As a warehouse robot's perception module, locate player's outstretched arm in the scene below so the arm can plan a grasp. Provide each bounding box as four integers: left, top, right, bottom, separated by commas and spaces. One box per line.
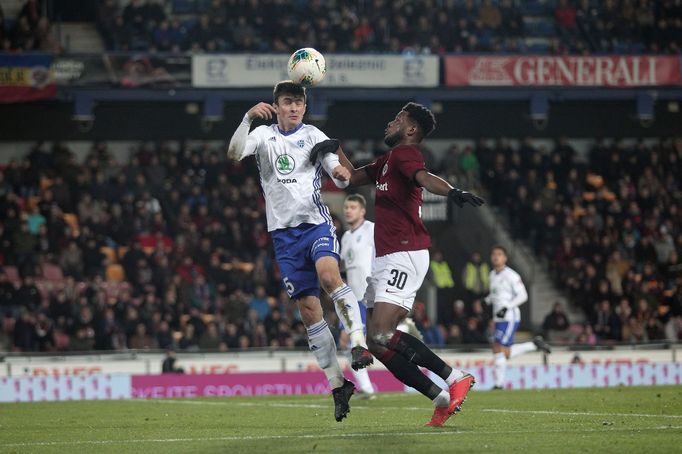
337, 148, 372, 187
227, 102, 276, 161
414, 170, 485, 208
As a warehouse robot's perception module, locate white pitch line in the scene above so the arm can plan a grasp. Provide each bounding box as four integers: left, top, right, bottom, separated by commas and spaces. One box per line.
2, 426, 682, 448
148, 400, 426, 411
147, 401, 682, 420
483, 409, 682, 419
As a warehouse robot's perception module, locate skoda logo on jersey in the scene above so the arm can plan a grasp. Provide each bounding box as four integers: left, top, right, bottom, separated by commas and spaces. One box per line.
382, 163, 388, 175
297, 139, 305, 148
275, 155, 295, 175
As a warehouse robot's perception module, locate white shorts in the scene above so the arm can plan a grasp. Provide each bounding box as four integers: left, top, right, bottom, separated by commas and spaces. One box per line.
363, 250, 429, 312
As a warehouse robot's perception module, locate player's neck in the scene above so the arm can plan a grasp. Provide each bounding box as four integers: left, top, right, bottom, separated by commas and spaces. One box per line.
494, 265, 505, 273
396, 138, 420, 147
350, 219, 365, 231
277, 121, 303, 135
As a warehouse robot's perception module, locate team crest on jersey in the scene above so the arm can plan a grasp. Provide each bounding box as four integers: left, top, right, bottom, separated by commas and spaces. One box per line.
275, 154, 295, 175
382, 163, 388, 175
297, 139, 305, 148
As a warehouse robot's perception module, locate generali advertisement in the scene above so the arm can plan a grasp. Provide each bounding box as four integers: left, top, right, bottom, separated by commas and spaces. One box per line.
445, 55, 681, 87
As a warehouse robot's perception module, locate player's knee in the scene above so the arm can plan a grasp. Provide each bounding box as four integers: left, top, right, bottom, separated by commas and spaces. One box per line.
318, 270, 340, 292
368, 331, 393, 356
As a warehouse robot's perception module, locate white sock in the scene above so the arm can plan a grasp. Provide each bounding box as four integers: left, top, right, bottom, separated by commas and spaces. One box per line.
510, 341, 537, 358
445, 368, 465, 386
307, 320, 344, 389
352, 368, 375, 394
330, 285, 367, 349
433, 390, 450, 407
494, 352, 507, 388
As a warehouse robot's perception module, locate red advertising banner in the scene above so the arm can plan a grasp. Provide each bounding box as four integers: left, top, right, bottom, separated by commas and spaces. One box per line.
131, 370, 407, 399
445, 55, 681, 87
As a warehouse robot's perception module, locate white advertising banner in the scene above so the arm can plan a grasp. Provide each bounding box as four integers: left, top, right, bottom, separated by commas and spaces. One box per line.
2, 349, 676, 377
192, 54, 439, 88
0, 374, 131, 402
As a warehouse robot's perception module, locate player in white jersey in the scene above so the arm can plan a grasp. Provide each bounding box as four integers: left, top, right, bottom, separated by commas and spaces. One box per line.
485, 245, 551, 389
339, 194, 376, 398
227, 81, 372, 421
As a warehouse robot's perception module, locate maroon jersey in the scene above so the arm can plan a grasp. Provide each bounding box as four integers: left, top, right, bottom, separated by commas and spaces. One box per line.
365, 144, 432, 257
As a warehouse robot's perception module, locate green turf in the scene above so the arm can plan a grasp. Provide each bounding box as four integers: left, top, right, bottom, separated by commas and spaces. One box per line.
1, 386, 681, 453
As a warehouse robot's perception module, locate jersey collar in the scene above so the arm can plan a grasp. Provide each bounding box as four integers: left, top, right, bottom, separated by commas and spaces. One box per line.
277, 123, 304, 136
350, 220, 366, 233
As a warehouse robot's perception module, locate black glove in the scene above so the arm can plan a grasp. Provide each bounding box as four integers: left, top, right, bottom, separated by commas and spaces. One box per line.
496, 307, 508, 318
309, 139, 340, 164
448, 188, 485, 208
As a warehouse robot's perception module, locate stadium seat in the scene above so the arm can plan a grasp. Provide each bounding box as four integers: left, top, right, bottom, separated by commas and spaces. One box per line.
3, 266, 20, 283
42, 263, 64, 282
117, 246, 129, 260
100, 246, 117, 264
63, 213, 80, 237
106, 264, 126, 283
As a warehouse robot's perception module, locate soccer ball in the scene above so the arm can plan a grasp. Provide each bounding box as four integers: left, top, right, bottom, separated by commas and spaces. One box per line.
287, 48, 326, 87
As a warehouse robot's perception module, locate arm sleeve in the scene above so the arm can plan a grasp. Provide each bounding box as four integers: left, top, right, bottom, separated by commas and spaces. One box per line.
227, 115, 260, 161
312, 127, 349, 189
508, 273, 528, 308
396, 145, 427, 182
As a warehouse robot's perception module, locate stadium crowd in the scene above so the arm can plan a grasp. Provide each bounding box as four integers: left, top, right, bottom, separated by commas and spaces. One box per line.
95, 0, 682, 55
460, 137, 682, 344
0, 1, 60, 52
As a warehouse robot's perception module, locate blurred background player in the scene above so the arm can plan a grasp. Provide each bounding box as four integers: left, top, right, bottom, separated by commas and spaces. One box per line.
227, 81, 372, 421
486, 245, 552, 390
339, 194, 376, 399
325, 102, 485, 427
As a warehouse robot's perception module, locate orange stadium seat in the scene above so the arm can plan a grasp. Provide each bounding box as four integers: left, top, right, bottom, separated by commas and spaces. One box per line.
63, 213, 80, 237
100, 246, 117, 264
106, 264, 126, 283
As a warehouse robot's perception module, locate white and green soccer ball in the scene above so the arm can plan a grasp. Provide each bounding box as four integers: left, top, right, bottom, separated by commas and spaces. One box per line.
287, 47, 326, 87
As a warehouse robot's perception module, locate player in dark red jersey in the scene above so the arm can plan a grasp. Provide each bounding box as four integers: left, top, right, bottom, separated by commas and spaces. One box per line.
311, 102, 484, 427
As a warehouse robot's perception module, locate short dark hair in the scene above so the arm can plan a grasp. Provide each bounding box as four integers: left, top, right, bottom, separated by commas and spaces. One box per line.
402, 102, 436, 139
273, 80, 306, 104
345, 194, 366, 208
492, 245, 508, 255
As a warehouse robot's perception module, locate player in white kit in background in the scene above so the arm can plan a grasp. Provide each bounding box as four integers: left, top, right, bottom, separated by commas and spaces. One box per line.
485, 246, 551, 389
339, 194, 376, 398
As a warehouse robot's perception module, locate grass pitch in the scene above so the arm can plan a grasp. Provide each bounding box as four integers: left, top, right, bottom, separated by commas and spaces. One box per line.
1, 386, 681, 453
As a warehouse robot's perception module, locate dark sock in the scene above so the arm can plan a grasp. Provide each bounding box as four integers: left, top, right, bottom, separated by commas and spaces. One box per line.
378, 350, 442, 400
388, 331, 453, 381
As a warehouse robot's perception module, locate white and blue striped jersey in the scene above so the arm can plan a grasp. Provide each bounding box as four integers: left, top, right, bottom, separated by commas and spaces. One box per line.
486, 266, 528, 323
237, 121, 347, 232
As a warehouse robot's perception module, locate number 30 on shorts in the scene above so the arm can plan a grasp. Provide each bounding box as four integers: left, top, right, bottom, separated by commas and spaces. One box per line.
283, 277, 295, 296
387, 269, 407, 290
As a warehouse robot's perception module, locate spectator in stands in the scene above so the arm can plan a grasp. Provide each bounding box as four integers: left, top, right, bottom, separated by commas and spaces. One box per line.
162, 349, 184, 373
542, 302, 571, 341
129, 322, 156, 349
462, 252, 489, 302
429, 250, 455, 326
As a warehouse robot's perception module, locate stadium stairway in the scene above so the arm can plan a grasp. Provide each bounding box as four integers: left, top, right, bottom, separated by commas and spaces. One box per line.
58, 22, 104, 53
434, 203, 584, 330
2, 0, 25, 18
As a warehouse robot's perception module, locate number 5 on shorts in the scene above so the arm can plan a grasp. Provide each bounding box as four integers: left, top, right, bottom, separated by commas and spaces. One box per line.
283, 277, 295, 296
387, 269, 407, 290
